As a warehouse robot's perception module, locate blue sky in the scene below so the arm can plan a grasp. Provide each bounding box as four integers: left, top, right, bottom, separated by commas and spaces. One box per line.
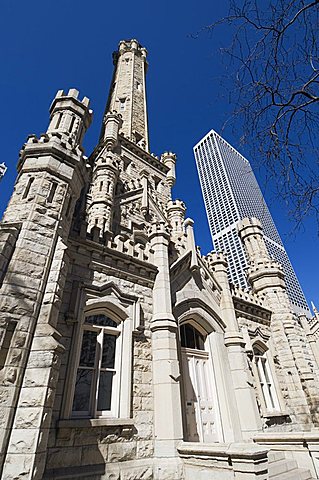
0, 1, 317, 308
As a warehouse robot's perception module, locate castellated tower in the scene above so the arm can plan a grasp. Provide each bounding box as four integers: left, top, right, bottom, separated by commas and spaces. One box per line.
100, 39, 149, 151
1, 40, 319, 480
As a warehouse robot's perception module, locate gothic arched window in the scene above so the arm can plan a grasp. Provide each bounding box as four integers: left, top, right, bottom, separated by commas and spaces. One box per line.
72, 314, 121, 418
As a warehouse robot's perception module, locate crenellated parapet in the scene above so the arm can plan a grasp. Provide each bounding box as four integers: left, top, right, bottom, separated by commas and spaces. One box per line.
231, 285, 266, 308
47, 88, 92, 148
148, 220, 171, 241
238, 217, 286, 293
107, 233, 154, 264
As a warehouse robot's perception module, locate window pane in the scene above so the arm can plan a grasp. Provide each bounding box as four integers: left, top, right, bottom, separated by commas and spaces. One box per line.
262, 358, 271, 383
185, 324, 196, 349
85, 315, 117, 328
72, 369, 93, 412
97, 371, 114, 411
101, 333, 116, 369
194, 330, 205, 350
79, 331, 97, 367
180, 324, 205, 350
180, 324, 187, 347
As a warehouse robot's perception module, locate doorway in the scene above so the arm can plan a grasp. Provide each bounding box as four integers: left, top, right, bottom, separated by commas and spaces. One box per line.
180, 322, 222, 443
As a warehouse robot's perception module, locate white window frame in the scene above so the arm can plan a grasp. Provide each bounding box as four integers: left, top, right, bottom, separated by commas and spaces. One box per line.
63, 304, 133, 420
71, 315, 123, 419
252, 342, 281, 414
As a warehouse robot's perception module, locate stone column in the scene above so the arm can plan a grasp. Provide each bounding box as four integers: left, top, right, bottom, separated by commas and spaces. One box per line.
207, 252, 262, 439
149, 222, 183, 458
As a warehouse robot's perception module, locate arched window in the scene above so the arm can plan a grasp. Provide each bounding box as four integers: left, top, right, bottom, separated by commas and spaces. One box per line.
180, 323, 205, 350
72, 314, 121, 418
253, 343, 280, 412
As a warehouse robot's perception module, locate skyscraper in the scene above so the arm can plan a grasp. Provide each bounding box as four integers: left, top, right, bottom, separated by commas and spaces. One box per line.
194, 129, 310, 317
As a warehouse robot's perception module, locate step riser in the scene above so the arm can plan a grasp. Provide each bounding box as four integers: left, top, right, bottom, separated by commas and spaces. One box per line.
268, 451, 314, 480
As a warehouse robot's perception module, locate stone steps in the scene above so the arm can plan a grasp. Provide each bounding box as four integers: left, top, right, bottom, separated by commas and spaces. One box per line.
268, 450, 314, 480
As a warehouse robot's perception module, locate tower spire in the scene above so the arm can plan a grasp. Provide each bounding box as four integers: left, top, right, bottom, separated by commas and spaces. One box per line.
100, 39, 149, 152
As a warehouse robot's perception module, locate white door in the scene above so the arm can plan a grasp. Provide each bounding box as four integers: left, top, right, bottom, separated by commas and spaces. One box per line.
182, 348, 222, 442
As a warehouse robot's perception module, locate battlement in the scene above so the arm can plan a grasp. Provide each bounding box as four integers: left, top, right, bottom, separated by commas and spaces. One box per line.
21, 131, 86, 159
49, 89, 92, 133
238, 217, 262, 230
118, 39, 147, 59
108, 234, 154, 263
248, 258, 284, 273
231, 285, 266, 307
148, 221, 171, 240
161, 152, 177, 163
87, 227, 155, 265
53, 88, 90, 107
167, 199, 185, 209
205, 251, 228, 268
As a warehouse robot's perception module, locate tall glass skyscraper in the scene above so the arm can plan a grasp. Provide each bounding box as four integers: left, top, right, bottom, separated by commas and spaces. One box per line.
194, 129, 310, 317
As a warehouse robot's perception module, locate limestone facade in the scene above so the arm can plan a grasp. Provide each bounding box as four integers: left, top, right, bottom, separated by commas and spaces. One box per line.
0, 39, 319, 480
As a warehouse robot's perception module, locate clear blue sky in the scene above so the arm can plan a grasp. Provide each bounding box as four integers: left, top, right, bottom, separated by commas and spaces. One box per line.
0, 1, 317, 309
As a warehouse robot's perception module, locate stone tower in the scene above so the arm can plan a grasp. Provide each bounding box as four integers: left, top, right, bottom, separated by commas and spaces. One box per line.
1, 41, 319, 480
100, 39, 149, 151
0, 89, 92, 478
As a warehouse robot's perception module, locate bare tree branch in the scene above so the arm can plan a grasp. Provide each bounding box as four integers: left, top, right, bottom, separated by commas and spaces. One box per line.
206, 0, 319, 228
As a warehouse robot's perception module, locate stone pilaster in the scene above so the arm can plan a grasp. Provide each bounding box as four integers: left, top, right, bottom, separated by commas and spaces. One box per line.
149, 222, 183, 460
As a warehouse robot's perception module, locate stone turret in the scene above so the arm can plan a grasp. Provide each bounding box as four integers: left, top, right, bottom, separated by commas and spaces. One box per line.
238, 217, 319, 427
0, 89, 92, 478
101, 39, 149, 151
47, 88, 92, 148
87, 151, 119, 237
161, 152, 176, 189
238, 217, 286, 295
167, 199, 186, 237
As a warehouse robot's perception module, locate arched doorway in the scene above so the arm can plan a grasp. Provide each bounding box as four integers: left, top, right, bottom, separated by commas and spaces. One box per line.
180, 322, 222, 443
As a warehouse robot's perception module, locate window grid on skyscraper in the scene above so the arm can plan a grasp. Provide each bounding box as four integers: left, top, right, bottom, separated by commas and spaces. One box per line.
194, 129, 310, 317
